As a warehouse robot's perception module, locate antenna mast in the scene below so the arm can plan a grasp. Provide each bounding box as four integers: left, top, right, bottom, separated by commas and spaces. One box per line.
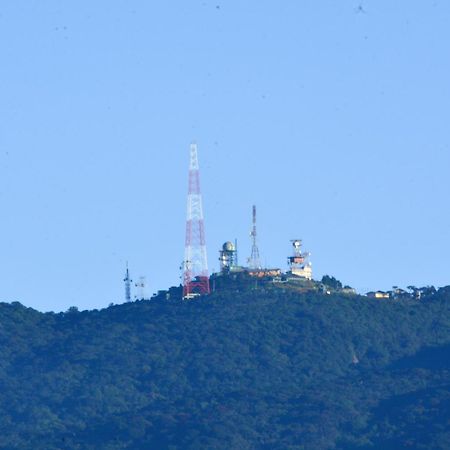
183, 143, 210, 299
124, 262, 132, 302
249, 205, 261, 269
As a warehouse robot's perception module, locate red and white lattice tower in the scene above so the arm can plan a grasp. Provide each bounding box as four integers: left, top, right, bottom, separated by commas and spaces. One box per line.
183, 143, 210, 299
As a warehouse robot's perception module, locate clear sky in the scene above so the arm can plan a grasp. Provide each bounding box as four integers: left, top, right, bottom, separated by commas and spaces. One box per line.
0, 1, 449, 312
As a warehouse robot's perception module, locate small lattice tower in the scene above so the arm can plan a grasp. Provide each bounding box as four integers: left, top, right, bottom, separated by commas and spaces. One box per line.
183, 143, 210, 298
249, 205, 262, 269
124, 262, 132, 302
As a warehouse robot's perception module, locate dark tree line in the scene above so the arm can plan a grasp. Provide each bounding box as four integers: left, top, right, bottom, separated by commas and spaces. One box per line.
0, 284, 449, 449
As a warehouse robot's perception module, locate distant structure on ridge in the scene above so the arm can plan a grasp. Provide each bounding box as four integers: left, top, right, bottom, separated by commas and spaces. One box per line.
214, 206, 281, 281
183, 143, 210, 299
124, 263, 132, 302
248, 205, 262, 269
219, 241, 238, 272
287, 240, 312, 280
135, 276, 148, 301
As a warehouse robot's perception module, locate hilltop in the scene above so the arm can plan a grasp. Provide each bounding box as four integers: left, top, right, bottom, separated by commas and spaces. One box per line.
0, 286, 450, 449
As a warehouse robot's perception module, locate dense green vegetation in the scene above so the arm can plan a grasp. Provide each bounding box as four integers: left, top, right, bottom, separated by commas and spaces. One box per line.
0, 284, 449, 449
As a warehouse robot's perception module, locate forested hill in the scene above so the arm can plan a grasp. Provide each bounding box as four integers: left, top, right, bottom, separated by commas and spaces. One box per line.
1, 286, 450, 449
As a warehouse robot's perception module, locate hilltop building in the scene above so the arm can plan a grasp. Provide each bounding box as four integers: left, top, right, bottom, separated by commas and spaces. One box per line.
366, 291, 390, 299
287, 240, 313, 280
247, 268, 282, 278
217, 239, 281, 278
219, 241, 239, 273
215, 210, 311, 285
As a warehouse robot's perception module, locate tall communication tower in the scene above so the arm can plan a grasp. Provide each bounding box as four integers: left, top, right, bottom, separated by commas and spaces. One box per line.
183, 143, 210, 299
248, 205, 262, 269
124, 262, 132, 302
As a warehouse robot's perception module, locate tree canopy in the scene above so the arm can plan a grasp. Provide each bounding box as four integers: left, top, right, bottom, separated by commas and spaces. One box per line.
0, 285, 449, 449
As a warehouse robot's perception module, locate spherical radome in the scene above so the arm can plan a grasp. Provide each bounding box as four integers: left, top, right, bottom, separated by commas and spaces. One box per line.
223, 241, 235, 252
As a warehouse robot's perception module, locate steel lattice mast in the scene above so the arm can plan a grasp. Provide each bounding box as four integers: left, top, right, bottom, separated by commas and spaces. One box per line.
183, 143, 210, 298
249, 205, 262, 269
124, 262, 132, 302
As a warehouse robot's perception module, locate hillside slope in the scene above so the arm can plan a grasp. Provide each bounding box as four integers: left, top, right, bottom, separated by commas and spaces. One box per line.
0, 286, 449, 449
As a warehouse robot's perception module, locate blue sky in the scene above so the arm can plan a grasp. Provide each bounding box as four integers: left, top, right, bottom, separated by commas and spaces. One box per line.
0, 1, 449, 311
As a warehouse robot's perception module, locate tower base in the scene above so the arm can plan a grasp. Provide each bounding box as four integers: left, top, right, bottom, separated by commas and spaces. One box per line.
183, 276, 210, 299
